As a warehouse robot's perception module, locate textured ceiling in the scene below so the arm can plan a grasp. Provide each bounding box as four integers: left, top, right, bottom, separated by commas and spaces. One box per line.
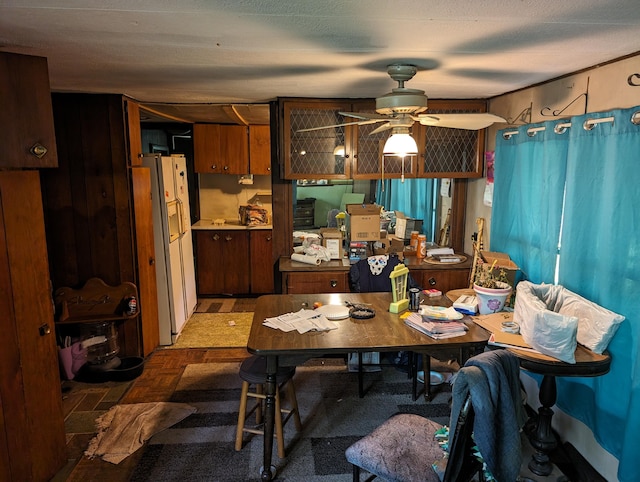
1, 1, 639, 124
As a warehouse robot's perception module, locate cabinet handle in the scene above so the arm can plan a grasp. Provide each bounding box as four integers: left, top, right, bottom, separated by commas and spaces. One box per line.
224, 235, 232, 241
212, 234, 220, 241
39, 323, 51, 336
30, 143, 48, 159
223, 166, 229, 171
266, 236, 272, 241
267, 167, 271, 171
330, 280, 337, 288
428, 277, 437, 286
149, 257, 155, 265
211, 164, 217, 170
345, 154, 350, 159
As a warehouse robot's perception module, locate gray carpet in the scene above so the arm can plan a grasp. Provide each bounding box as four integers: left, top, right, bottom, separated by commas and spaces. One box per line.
129, 359, 453, 481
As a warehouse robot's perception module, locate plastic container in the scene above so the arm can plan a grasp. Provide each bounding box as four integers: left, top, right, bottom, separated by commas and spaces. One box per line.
417, 234, 427, 259
79, 321, 119, 365
409, 231, 419, 252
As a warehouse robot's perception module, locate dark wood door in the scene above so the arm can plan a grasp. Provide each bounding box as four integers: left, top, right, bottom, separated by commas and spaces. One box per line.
0, 171, 66, 481
250, 230, 274, 294
0, 52, 58, 169
131, 167, 160, 356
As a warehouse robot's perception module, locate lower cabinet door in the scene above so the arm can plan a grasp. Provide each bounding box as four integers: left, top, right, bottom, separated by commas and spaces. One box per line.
250, 230, 274, 294
196, 231, 250, 295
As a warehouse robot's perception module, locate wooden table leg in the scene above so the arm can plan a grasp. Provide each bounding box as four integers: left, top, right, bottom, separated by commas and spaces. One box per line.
261, 355, 277, 481
527, 374, 557, 476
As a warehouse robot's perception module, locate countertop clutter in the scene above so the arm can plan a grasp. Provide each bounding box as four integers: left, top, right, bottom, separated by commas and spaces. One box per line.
192, 218, 272, 230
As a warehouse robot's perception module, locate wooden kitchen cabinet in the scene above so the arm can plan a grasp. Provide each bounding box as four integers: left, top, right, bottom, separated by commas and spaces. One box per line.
0, 51, 58, 169
196, 230, 251, 294
249, 125, 272, 175
0, 171, 66, 481
250, 230, 275, 293
193, 123, 249, 174
279, 98, 489, 180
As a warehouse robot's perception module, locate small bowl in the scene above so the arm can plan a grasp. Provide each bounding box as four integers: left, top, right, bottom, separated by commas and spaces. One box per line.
416, 371, 445, 386
108, 356, 144, 381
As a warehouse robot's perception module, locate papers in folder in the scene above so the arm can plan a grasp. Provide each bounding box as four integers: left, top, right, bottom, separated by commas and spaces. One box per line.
263, 309, 339, 334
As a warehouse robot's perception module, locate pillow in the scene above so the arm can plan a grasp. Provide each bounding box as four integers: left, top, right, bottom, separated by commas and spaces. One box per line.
553, 289, 624, 354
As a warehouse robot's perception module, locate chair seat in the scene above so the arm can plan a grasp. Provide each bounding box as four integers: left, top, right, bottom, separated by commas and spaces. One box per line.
239, 355, 295, 384
345, 413, 445, 482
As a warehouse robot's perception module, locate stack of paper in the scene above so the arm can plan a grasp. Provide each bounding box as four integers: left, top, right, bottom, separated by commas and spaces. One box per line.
263, 309, 339, 334
404, 313, 468, 339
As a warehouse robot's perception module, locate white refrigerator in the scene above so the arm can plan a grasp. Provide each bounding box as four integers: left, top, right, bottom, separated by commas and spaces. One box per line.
142, 154, 197, 345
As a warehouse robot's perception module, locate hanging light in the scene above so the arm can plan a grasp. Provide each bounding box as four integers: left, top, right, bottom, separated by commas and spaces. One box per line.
383, 127, 418, 156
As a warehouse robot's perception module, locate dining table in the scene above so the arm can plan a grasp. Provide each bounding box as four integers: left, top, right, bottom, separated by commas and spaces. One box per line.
246, 291, 491, 481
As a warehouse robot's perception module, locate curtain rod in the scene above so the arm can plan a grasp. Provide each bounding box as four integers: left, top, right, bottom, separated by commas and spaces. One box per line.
502, 111, 640, 140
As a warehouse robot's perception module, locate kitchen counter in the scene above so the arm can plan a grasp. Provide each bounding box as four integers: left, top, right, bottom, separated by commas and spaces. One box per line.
192, 219, 272, 230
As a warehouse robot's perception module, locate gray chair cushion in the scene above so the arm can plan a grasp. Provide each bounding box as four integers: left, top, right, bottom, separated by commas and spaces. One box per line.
345, 413, 444, 482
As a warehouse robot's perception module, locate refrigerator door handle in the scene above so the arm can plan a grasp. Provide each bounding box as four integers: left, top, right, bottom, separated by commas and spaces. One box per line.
176, 197, 187, 237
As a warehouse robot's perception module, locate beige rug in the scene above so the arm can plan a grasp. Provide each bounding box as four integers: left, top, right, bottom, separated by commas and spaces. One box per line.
169, 312, 253, 348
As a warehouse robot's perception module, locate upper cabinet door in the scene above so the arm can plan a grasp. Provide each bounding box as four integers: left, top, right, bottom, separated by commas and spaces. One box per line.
415, 100, 488, 179
194, 124, 222, 173
249, 125, 271, 175
0, 52, 58, 168
193, 124, 249, 174
283, 100, 353, 179
220, 125, 249, 174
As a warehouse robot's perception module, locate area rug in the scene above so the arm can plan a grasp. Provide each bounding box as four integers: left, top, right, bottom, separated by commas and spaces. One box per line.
128, 360, 453, 481
169, 312, 253, 349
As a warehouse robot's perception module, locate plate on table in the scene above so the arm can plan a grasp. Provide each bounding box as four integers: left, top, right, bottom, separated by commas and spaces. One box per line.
314, 304, 350, 320
416, 371, 446, 386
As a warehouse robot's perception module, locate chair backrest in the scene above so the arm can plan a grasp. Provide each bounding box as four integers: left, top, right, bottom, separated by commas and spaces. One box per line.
443, 395, 483, 482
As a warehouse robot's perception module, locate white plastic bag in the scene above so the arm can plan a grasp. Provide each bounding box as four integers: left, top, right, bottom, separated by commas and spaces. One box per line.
515, 281, 624, 363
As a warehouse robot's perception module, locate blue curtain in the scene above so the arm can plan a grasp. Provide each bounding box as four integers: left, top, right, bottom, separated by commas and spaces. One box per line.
492, 122, 568, 283
375, 178, 435, 238
555, 107, 640, 482
492, 106, 640, 481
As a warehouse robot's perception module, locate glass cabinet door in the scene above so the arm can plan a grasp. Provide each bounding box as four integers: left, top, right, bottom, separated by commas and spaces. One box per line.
284, 101, 352, 179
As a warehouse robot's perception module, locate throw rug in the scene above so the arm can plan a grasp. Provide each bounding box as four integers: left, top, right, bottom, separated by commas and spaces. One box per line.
169, 312, 253, 349
129, 360, 453, 481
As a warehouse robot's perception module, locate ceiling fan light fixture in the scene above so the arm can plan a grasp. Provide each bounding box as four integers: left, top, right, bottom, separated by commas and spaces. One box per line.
383, 128, 418, 157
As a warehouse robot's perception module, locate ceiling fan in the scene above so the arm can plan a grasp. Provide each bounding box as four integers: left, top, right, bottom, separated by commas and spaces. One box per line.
296, 64, 506, 137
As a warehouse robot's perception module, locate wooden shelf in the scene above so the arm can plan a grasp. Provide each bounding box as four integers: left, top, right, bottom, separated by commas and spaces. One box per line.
54, 277, 138, 325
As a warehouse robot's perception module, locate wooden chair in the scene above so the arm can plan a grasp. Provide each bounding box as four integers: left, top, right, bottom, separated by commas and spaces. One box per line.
346, 350, 525, 482
234, 355, 302, 458
345, 395, 482, 482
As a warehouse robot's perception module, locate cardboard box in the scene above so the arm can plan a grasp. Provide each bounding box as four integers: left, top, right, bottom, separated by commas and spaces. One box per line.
394, 211, 423, 240
320, 228, 343, 260
346, 204, 382, 241
480, 251, 521, 286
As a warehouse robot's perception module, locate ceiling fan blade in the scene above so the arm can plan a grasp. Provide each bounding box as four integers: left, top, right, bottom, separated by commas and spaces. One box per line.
415, 113, 506, 130
339, 111, 389, 121
369, 122, 395, 135
295, 120, 375, 133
